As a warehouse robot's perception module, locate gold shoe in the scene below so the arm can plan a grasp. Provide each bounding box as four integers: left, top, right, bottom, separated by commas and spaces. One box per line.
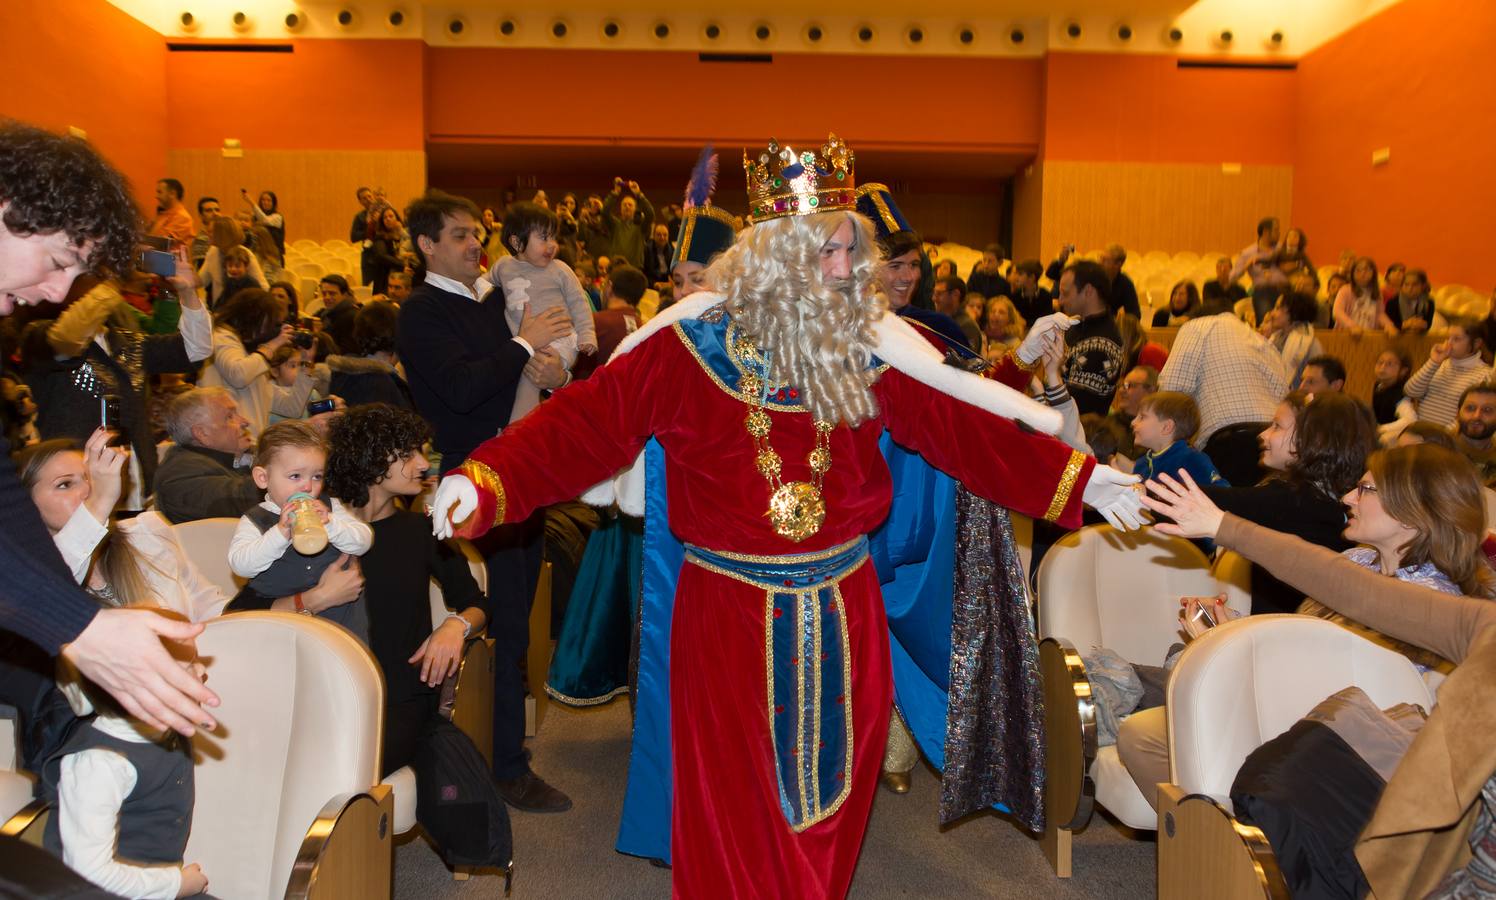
880, 770, 912, 794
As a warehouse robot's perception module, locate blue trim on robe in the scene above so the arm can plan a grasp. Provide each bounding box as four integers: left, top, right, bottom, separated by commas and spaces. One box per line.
616, 438, 681, 862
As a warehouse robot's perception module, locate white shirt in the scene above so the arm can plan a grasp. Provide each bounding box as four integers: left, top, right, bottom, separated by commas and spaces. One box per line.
423, 270, 535, 356
199, 327, 316, 439
229, 496, 373, 578
53, 716, 184, 900
52, 507, 230, 622
1159, 313, 1288, 443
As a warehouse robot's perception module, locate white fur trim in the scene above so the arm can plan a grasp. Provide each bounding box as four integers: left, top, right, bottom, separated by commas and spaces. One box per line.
871, 313, 1063, 436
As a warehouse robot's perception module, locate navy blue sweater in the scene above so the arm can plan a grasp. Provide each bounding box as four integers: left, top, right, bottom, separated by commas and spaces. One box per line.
396, 279, 530, 467
0, 437, 98, 652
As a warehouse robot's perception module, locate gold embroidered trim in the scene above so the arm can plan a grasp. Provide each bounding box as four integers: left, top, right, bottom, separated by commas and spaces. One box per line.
858, 183, 900, 234
795, 582, 854, 830
671, 322, 811, 412
795, 590, 810, 819
459, 459, 507, 527
692, 536, 867, 565
684, 550, 868, 590
1000, 346, 1043, 376
543, 683, 630, 707
1043, 450, 1086, 523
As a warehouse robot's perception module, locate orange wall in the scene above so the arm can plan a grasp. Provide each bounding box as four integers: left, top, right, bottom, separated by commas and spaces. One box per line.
1043, 52, 1297, 165
424, 48, 1043, 155
1293, 0, 1496, 290
0, 0, 167, 214
164, 39, 426, 150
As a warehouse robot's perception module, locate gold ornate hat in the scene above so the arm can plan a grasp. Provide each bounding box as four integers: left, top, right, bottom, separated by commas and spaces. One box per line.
743, 133, 856, 222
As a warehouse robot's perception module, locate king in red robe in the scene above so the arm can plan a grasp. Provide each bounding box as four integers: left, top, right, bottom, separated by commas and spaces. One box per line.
432, 135, 1140, 898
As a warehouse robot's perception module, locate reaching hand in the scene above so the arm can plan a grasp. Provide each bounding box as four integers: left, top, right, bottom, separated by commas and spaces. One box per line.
260, 324, 294, 355
430, 474, 478, 540
1428, 339, 1451, 364
1141, 470, 1225, 539
62, 610, 219, 737
1016, 313, 1078, 366
1080, 464, 1146, 530
83, 427, 128, 524
409, 617, 467, 686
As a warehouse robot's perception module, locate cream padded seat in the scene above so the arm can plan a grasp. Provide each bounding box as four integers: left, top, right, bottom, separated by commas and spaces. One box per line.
1037, 524, 1231, 831
186, 612, 385, 899
1167, 614, 1433, 808
172, 517, 245, 599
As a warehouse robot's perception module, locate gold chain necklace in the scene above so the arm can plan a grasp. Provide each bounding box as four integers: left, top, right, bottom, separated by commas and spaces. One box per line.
734, 334, 834, 543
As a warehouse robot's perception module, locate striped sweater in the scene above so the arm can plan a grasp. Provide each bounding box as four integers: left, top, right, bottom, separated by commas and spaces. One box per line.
1405, 352, 1492, 428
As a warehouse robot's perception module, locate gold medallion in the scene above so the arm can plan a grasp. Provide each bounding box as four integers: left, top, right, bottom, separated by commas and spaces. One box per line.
767, 481, 826, 542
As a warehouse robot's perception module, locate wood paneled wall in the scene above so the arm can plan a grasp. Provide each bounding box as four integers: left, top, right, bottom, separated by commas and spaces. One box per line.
1031, 160, 1293, 263
1011, 162, 1044, 262
165, 150, 427, 243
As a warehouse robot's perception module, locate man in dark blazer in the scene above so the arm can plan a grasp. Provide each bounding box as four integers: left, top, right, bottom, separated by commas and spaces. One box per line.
397, 189, 575, 813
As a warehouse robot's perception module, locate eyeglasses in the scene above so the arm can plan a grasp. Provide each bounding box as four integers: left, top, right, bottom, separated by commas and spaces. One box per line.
1354, 482, 1378, 500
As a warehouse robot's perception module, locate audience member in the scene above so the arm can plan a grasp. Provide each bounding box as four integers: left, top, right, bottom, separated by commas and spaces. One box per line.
1202, 256, 1247, 312
153, 388, 259, 523
1055, 260, 1124, 416
966, 244, 1011, 301
351, 186, 376, 285
1397, 420, 1458, 450
147, 178, 194, 250
198, 217, 267, 307
932, 259, 958, 281
1008, 259, 1054, 325
1108, 365, 1158, 462
1275, 227, 1314, 283
266, 344, 320, 425
932, 275, 982, 352
1129, 391, 1227, 487
554, 193, 580, 256
217, 246, 259, 304
1232, 216, 1288, 323
370, 206, 407, 295
641, 223, 673, 292
396, 190, 574, 813
1405, 318, 1491, 428
1372, 348, 1413, 427
490, 202, 595, 422
577, 195, 611, 261
250, 226, 290, 288
269, 280, 300, 321
225, 420, 373, 657
200, 288, 317, 438
385, 270, 412, 304
981, 296, 1025, 364
1098, 244, 1141, 318
241, 188, 284, 257
1152, 281, 1201, 327
1387, 267, 1437, 333
1081, 413, 1129, 467
1259, 291, 1323, 390
189, 197, 219, 269
1453, 382, 1496, 486
1334, 257, 1397, 334
317, 274, 359, 353
1299, 354, 1347, 394
575, 265, 644, 380
1158, 290, 1289, 485
1382, 262, 1406, 304
602, 179, 654, 268
327, 301, 412, 409
28, 271, 211, 507
0, 121, 218, 742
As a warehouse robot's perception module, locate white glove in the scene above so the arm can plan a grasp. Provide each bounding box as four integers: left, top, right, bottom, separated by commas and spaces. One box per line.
430, 474, 478, 540
1081, 464, 1147, 531
1016, 313, 1079, 366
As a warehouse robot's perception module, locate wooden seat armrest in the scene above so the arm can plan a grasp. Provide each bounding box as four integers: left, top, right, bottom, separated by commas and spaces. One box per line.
285, 784, 393, 900
1039, 636, 1098, 877
1156, 782, 1289, 900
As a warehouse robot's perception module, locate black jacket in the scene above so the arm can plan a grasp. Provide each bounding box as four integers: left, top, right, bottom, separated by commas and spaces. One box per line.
397, 279, 529, 466
153, 443, 261, 524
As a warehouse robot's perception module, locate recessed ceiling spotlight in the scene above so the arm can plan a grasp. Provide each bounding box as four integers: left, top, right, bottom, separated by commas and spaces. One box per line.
231, 11, 252, 32
178, 10, 200, 32
446, 16, 466, 38
601, 20, 621, 39
550, 19, 568, 39
653, 21, 670, 39
1115, 23, 1132, 42
1008, 27, 1025, 45
1064, 21, 1082, 40
804, 23, 824, 44
335, 9, 356, 29
386, 9, 406, 29
283, 10, 305, 31
754, 23, 773, 41
957, 26, 976, 46
702, 22, 721, 40
497, 18, 517, 37
856, 24, 875, 44
1165, 25, 1183, 44
906, 25, 925, 45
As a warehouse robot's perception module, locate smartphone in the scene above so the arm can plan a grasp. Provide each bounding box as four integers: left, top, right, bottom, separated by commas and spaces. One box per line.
100, 394, 121, 431
307, 398, 336, 416
1190, 602, 1217, 630
140, 249, 177, 277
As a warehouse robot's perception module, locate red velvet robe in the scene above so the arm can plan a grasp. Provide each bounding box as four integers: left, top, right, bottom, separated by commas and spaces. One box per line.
453, 321, 1092, 898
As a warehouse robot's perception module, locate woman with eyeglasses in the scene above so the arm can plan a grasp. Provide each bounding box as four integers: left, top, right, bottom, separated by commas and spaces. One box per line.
1135, 450, 1496, 900
1118, 443, 1495, 814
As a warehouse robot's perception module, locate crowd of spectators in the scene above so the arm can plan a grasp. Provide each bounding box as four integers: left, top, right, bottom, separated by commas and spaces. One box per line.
3, 118, 1496, 898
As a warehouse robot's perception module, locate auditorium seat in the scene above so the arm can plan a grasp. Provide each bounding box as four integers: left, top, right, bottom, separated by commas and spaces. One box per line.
324, 239, 352, 253
1156, 615, 1432, 899
1035, 524, 1231, 876
172, 517, 245, 598
292, 239, 320, 253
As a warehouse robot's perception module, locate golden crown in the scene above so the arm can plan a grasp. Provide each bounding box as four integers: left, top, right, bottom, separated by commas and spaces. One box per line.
743, 133, 857, 222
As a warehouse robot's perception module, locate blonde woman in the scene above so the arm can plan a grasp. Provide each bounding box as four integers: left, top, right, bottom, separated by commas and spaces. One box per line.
982, 295, 1026, 365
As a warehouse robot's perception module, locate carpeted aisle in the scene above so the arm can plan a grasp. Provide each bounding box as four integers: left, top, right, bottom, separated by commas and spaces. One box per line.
394, 701, 1154, 898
